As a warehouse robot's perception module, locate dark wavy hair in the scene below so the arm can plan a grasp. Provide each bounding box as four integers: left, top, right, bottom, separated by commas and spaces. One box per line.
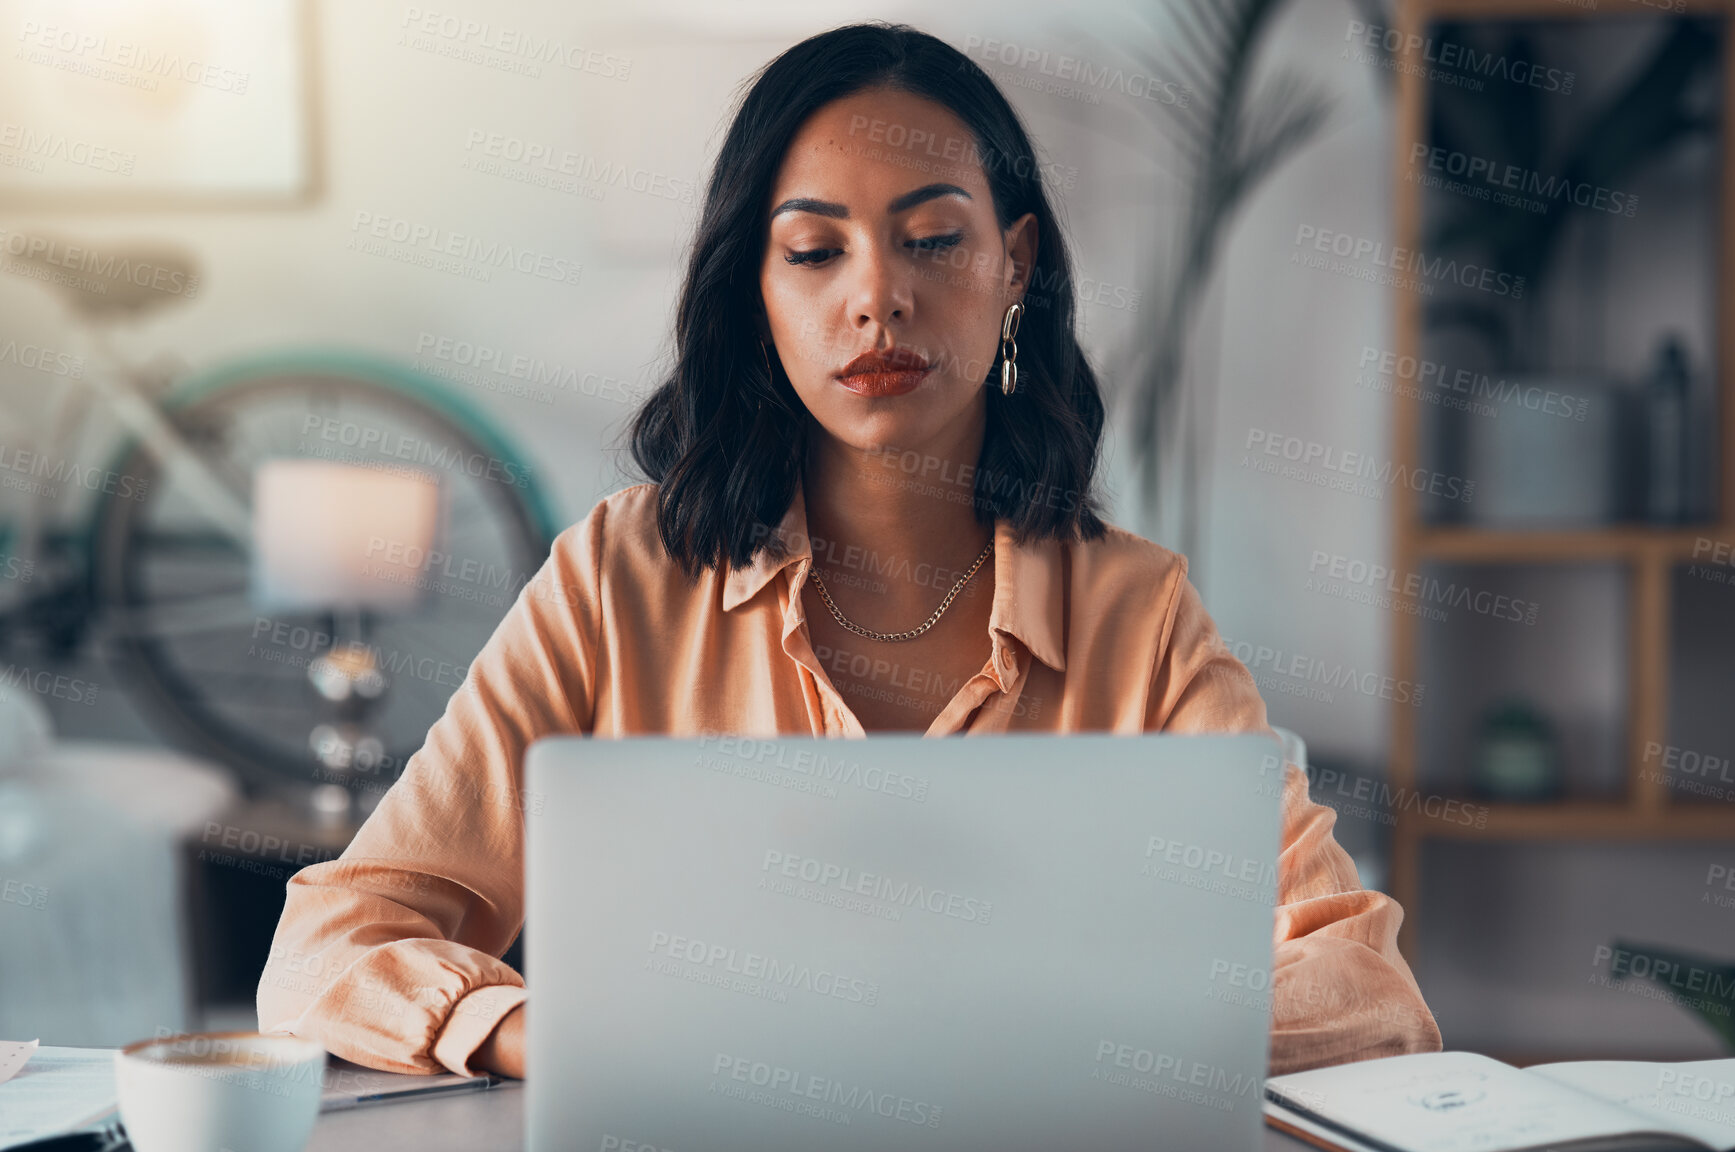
629, 21, 1108, 575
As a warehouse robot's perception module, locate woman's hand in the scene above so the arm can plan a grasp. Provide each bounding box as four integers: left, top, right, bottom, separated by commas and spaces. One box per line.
471, 1002, 526, 1079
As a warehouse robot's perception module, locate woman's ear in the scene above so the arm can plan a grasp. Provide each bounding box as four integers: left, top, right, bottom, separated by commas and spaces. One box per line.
1004, 212, 1039, 300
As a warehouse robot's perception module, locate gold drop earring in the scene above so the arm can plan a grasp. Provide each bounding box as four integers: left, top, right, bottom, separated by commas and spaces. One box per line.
999, 301, 1022, 396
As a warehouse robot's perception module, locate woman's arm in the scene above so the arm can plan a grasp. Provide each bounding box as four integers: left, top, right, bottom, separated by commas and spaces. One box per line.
470, 1002, 525, 1079
256, 501, 607, 1078
1146, 561, 1443, 1074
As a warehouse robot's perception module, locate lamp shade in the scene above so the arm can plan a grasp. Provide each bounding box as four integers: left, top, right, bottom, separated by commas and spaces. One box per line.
251, 459, 441, 612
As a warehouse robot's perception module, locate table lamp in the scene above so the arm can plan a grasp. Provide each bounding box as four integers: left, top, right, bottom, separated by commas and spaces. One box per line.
251, 459, 440, 820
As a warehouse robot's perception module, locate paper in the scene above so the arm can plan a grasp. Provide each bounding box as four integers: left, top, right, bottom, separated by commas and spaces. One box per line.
0, 1039, 38, 1086
0, 1045, 118, 1150
1528, 1059, 1735, 1151
1265, 1051, 1700, 1152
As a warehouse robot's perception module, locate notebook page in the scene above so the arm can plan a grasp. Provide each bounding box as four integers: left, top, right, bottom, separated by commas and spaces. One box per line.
0, 1045, 118, 1150
1265, 1051, 1702, 1152
1527, 1060, 1735, 1151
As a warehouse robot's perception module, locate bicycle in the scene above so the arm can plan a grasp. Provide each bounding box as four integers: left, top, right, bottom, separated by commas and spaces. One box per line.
0, 235, 558, 802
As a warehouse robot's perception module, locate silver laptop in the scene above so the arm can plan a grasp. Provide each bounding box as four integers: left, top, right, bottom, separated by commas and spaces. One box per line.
525, 732, 1284, 1151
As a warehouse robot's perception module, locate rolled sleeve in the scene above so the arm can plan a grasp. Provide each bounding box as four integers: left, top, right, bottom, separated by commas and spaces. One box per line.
257, 503, 605, 1074
1145, 562, 1442, 1073
1268, 759, 1442, 1073
432, 984, 529, 1077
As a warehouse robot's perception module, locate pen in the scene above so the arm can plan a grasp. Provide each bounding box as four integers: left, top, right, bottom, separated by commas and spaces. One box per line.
321, 1073, 501, 1111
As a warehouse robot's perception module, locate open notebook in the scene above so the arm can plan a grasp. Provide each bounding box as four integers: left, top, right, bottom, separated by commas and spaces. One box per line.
1265, 1051, 1735, 1152
0, 1043, 508, 1150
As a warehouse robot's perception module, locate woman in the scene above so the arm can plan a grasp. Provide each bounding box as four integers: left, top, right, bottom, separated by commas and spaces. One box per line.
258, 22, 1440, 1081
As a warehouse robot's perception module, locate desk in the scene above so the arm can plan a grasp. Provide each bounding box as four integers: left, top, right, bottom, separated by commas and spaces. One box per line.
305, 1086, 1313, 1150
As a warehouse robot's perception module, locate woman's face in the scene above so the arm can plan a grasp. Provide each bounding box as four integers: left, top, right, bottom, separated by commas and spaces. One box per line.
759, 86, 1037, 461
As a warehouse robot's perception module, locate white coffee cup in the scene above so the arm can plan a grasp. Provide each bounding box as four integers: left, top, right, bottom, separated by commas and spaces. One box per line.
115, 1031, 327, 1152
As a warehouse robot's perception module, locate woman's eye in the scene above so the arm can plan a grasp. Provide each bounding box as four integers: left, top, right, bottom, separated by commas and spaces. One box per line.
909, 232, 963, 253
781, 233, 961, 266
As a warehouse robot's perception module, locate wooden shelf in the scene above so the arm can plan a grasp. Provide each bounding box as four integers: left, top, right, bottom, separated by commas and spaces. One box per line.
1414, 527, 1734, 564
1386, 0, 1735, 961
1398, 800, 1735, 840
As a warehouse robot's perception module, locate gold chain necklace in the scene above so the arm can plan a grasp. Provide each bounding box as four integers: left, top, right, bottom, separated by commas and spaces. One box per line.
808, 539, 994, 643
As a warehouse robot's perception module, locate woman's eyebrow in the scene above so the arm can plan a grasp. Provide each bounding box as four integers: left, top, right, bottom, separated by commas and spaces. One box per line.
769, 182, 972, 221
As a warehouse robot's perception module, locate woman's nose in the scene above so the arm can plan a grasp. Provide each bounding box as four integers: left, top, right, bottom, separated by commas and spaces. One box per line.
847, 244, 913, 329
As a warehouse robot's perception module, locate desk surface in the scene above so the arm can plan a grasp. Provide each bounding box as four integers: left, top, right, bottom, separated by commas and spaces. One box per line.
306, 1086, 1312, 1150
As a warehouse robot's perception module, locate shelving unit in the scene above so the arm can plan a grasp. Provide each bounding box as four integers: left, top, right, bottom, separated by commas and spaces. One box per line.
1385, 0, 1735, 957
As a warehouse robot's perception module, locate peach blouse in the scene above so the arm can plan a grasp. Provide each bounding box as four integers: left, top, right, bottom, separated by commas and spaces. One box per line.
257, 482, 1441, 1077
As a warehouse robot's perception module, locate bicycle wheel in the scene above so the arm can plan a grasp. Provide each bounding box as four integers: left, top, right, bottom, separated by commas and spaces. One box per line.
90, 352, 558, 795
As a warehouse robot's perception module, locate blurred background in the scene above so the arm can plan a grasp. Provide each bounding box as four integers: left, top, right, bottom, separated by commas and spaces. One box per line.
0, 0, 1732, 1068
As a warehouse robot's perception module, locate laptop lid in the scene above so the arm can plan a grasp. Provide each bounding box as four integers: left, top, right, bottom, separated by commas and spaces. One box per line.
526, 732, 1283, 1152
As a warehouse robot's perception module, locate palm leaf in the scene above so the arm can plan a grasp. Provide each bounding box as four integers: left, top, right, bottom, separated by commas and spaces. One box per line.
1129, 0, 1332, 556
1039, 0, 1332, 556
1611, 939, 1735, 1053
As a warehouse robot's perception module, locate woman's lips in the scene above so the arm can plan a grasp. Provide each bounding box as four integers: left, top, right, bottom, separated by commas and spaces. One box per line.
835, 349, 933, 397
836, 367, 932, 397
